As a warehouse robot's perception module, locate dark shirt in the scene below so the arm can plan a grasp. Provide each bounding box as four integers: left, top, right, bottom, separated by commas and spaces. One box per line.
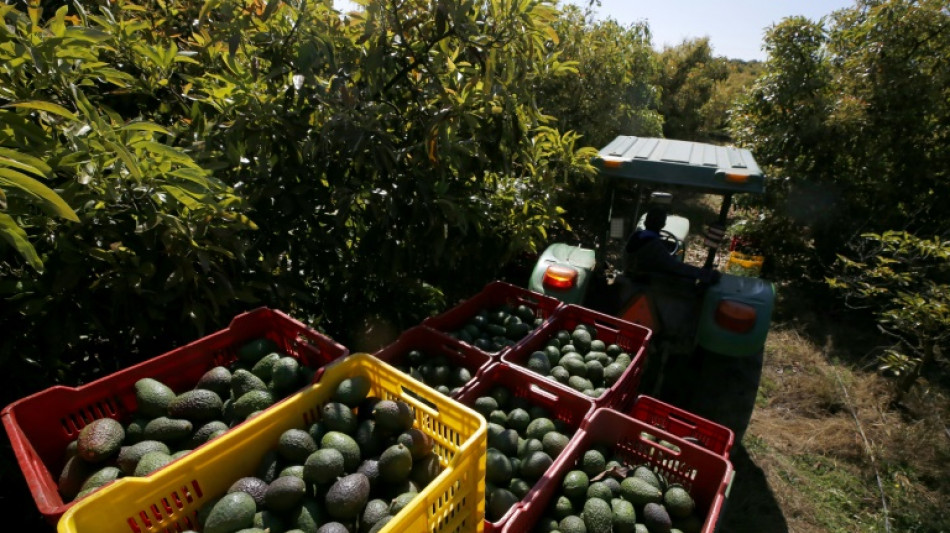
625, 230, 716, 283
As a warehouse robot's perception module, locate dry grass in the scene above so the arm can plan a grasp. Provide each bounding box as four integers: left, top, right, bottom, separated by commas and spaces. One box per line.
723, 313, 950, 532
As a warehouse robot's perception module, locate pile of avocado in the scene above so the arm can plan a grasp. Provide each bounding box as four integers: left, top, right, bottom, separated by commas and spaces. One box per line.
58, 337, 317, 503
190, 376, 443, 533
391, 348, 473, 397
447, 303, 544, 353
534, 445, 702, 533
521, 323, 634, 399
473, 386, 574, 523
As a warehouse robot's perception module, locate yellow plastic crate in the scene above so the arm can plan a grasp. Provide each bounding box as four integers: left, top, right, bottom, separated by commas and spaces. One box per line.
725, 250, 764, 277
57, 353, 487, 533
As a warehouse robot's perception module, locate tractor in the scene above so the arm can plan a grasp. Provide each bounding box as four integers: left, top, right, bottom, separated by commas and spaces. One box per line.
528, 136, 775, 443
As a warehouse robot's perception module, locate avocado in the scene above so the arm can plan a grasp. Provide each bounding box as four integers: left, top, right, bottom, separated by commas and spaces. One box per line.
559, 514, 588, 533
542, 431, 570, 458
142, 416, 193, 443
237, 338, 279, 364
581, 449, 607, 477
251, 353, 281, 381
304, 448, 345, 485
315, 523, 349, 533
582, 497, 613, 533
486, 487, 520, 522
232, 389, 275, 421
277, 428, 317, 463
397, 428, 434, 460
525, 417, 556, 441
378, 443, 413, 483
264, 475, 307, 512
562, 469, 589, 500
472, 396, 499, 418
231, 369, 269, 398
203, 491, 257, 533
321, 431, 362, 471
117, 440, 171, 475
485, 448, 513, 485
325, 473, 371, 520
354, 419, 382, 457
77, 418, 125, 462
527, 351, 552, 375
270, 356, 301, 393
188, 420, 230, 448
643, 502, 673, 533
357, 458, 381, 488
554, 495, 575, 519
663, 484, 696, 519
361, 499, 391, 532
279, 464, 305, 479
367, 515, 394, 533
133, 450, 174, 476
611, 498, 638, 533
332, 376, 372, 408
388, 490, 418, 515
520, 450, 553, 482
288, 497, 326, 532
410, 453, 442, 486
195, 366, 232, 398
168, 389, 224, 422
620, 476, 663, 507
58, 455, 92, 500
228, 477, 269, 508
321, 401, 358, 434
372, 400, 414, 433
76, 465, 121, 497
586, 481, 613, 501
632, 465, 662, 490
134, 378, 175, 418
489, 428, 519, 457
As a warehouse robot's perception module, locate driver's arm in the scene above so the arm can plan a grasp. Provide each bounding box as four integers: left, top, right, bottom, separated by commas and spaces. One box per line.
635, 239, 715, 282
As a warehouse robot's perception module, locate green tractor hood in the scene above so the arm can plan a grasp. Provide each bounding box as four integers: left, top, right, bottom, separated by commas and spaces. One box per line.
593, 136, 765, 195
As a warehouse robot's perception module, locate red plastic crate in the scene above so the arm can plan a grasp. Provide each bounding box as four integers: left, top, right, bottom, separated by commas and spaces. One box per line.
373, 325, 494, 397
501, 304, 652, 409
456, 362, 595, 532
422, 281, 563, 356
629, 395, 735, 458
1, 307, 347, 525
503, 407, 734, 533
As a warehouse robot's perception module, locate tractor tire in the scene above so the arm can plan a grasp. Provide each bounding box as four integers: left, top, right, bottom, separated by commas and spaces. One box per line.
685, 348, 764, 446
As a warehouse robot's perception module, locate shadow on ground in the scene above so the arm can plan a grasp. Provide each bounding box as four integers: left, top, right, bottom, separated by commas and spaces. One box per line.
718, 443, 789, 532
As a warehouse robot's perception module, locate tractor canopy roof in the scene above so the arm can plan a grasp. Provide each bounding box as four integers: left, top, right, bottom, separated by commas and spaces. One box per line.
593, 136, 765, 195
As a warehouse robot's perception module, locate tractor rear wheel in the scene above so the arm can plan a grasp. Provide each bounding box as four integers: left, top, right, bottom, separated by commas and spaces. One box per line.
685, 348, 764, 446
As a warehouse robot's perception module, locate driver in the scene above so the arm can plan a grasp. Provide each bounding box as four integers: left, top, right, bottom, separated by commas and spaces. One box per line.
625, 206, 721, 285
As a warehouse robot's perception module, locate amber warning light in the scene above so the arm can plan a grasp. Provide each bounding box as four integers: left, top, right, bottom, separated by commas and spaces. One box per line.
715, 300, 757, 333
542, 265, 578, 290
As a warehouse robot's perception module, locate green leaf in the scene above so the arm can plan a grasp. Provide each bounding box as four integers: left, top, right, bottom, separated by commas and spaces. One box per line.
103, 140, 144, 181
0, 212, 43, 271
137, 141, 200, 169
0, 168, 79, 222
3, 101, 77, 121
118, 121, 171, 136
0, 147, 53, 179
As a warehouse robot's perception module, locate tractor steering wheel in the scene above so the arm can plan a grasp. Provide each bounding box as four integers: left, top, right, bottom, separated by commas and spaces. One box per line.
659, 229, 681, 255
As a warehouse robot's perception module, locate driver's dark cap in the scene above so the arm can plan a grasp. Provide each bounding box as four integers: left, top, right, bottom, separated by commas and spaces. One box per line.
645, 206, 667, 231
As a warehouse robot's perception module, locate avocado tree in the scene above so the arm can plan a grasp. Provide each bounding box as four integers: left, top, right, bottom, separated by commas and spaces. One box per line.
655, 37, 728, 142
731, 0, 950, 277
829, 231, 950, 401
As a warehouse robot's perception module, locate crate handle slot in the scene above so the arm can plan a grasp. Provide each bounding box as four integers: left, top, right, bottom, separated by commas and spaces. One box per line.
526, 382, 560, 403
